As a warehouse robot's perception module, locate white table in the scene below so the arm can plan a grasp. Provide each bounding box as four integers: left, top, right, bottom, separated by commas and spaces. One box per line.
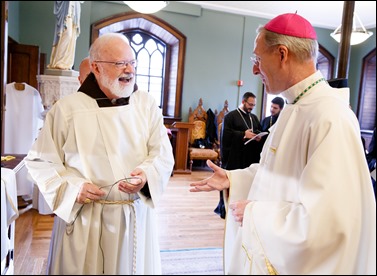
1, 168, 19, 275
3, 155, 52, 215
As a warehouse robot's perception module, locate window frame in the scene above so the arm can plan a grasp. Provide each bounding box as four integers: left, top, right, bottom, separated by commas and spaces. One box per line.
91, 12, 186, 125
357, 48, 376, 148
260, 44, 335, 119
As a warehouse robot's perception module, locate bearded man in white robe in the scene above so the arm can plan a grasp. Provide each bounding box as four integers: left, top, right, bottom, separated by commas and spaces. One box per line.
190, 13, 376, 275
25, 33, 174, 275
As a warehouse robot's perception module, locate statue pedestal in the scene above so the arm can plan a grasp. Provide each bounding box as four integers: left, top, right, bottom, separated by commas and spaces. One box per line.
37, 72, 80, 110
44, 69, 79, 77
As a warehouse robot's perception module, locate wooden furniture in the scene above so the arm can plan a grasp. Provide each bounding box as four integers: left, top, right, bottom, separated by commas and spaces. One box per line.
215, 100, 229, 167
2, 154, 52, 215
1, 154, 30, 197
188, 99, 219, 171
171, 122, 194, 174
217, 100, 229, 127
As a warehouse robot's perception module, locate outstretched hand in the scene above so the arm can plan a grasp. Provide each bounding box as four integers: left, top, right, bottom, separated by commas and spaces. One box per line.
189, 160, 230, 192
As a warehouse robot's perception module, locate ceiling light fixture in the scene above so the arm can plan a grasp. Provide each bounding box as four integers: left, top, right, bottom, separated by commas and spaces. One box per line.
123, 1, 169, 14
330, 13, 373, 46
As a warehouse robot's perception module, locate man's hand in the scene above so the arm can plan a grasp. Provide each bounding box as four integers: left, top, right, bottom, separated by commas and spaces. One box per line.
190, 160, 230, 192
77, 182, 106, 204
229, 200, 251, 226
118, 168, 146, 194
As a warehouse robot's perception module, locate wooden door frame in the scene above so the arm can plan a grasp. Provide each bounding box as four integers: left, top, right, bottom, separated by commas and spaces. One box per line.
1, 1, 8, 155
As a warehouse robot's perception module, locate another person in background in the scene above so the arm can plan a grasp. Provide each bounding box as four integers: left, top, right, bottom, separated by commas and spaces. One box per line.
221, 91, 263, 169
25, 33, 175, 275
78, 56, 91, 85
190, 13, 375, 275
214, 92, 262, 219
259, 96, 285, 148
48, 1, 82, 70
260, 96, 285, 132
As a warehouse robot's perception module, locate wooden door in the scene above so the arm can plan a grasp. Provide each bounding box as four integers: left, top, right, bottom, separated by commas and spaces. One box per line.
8, 42, 40, 89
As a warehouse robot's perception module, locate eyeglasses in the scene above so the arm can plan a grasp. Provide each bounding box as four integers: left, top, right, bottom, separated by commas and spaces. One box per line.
250, 56, 261, 66
95, 59, 137, 68
246, 101, 256, 107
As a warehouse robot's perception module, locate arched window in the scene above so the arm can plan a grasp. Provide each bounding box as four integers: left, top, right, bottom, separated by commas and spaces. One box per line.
91, 12, 186, 125
357, 48, 376, 148
123, 31, 167, 107
317, 44, 335, 80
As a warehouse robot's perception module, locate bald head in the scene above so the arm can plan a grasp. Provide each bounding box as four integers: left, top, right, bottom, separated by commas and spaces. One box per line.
78, 57, 91, 85
89, 33, 132, 62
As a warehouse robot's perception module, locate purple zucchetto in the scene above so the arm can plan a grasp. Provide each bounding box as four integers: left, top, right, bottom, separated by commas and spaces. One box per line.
265, 13, 317, 39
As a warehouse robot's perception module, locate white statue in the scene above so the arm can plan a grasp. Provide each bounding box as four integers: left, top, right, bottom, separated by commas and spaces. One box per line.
47, 1, 83, 70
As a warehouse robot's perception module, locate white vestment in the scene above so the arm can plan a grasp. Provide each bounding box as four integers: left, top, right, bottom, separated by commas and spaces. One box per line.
24, 90, 174, 274
223, 71, 376, 275
4, 82, 44, 196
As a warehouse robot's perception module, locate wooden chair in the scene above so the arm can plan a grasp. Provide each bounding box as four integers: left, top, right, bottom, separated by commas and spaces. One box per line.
188, 98, 219, 171
215, 100, 229, 167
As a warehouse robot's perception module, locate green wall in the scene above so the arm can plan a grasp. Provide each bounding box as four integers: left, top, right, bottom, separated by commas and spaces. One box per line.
8, 1, 376, 121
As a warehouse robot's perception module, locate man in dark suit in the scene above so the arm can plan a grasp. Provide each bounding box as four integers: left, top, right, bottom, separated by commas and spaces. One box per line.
261, 96, 285, 132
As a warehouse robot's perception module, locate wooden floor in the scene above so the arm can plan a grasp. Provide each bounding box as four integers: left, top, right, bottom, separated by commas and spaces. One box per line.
13, 169, 225, 275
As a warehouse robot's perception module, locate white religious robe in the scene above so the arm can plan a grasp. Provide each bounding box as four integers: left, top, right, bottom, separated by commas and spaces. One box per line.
4, 82, 44, 196
223, 71, 376, 275
24, 90, 175, 275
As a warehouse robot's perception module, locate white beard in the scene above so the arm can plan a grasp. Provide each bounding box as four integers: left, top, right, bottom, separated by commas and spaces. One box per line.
100, 73, 136, 98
